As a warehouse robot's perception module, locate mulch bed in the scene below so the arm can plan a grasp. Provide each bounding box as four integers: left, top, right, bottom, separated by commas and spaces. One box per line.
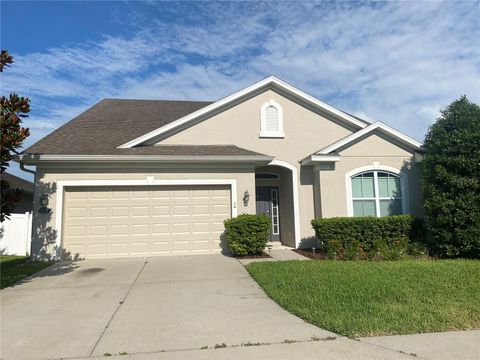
293, 248, 328, 260
234, 252, 272, 259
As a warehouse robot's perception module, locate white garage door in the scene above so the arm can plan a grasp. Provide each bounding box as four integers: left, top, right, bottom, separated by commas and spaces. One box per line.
62, 185, 231, 259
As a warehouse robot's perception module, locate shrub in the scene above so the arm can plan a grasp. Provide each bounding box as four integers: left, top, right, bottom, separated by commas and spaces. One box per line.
408, 242, 429, 258
326, 239, 343, 259
311, 215, 425, 260
344, 239, 361, 260
224, 214, 271, 256
422, 96, 480, 258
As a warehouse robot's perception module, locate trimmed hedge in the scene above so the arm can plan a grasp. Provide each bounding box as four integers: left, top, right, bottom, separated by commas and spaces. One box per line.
311, 215, 426, 260
224, 214, 271, 256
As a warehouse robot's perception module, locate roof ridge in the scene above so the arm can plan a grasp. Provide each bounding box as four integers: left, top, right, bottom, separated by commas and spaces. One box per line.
101, 98, 213, 103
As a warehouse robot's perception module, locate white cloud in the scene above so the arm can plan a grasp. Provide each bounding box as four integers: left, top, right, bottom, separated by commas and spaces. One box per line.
1, 0, 479, 153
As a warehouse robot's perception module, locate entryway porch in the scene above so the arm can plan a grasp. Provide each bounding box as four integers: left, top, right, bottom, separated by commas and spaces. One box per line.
255, 163, 296, 248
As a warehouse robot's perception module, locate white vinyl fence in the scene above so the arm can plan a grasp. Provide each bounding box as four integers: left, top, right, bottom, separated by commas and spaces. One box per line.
0, 212, 33, 256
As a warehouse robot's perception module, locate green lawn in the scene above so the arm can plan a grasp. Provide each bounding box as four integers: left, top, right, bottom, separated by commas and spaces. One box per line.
0, 255, 53, 289
247, 260, 480, 337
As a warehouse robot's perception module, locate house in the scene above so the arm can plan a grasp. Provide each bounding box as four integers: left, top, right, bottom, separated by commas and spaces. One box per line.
2, 173, 34, 213
15, 76, 423, 260
0, 173, 34, 255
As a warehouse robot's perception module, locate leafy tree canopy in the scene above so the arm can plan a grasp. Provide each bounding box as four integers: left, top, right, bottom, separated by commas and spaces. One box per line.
422, 95, 480, 257
1, 50, 31, 222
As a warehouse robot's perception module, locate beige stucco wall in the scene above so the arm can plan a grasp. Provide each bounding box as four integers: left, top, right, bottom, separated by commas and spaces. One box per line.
316, 133, 423, 218
31, 164, 256, 259
31, 88, 424, 257
158, 89, 355, 241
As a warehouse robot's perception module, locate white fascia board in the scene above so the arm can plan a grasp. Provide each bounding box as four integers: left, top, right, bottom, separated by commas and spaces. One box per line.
316, 122, 423, 155
118, 76, 367, 149
14, 154, 274, 164
270, 77, 367, 129
300, 154, 341, 166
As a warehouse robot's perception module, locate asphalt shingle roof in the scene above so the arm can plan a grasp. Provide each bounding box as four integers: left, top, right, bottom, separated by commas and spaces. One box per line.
23, 99, 243, 156
1, 173, 34, 193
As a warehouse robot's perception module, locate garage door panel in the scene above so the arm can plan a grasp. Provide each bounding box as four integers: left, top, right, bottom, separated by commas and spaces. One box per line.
173, 205, 190, 216
131, 242, 149, 253
111, 207, 129, 218
172, 223, 190, 234
193, 222, 210, 233
89, 191, 109, 200
63, 185, 230, 259
131, 224, 149, 235
68, 207, 88, 218
212, 204, 229, 215
89, 207, 109, 218
131, 206, 149, 217
152, 205, 170, 216
111, 224, 129, 236
152, 223, 170, 234
89, 225, 108, 236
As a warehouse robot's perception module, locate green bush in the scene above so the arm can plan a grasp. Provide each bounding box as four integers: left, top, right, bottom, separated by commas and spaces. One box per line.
311, 215, 425, 260
326, 239, 343, 259
422, 96, 480, 258
224, 214, 271, 256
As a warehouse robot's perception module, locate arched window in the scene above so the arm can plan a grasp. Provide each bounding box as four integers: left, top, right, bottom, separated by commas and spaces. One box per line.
260, 99, 284, 138
255, 172, 280, 180
350, 170, 405, 217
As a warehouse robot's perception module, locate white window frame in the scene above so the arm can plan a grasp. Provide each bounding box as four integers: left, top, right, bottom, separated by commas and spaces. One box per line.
270, 188, 280, 235
260, 99, 285, 138
345, 164, 409, 217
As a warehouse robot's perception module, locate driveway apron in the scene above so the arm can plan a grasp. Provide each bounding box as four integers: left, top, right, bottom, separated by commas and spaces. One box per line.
1, 255, 332, 360
91, 255, 331, 355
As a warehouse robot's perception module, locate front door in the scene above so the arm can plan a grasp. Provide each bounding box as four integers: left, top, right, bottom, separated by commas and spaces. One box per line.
255, 186, 280, 241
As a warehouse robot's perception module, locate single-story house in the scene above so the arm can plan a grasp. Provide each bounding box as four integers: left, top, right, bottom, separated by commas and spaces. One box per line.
16, 76, 423, 260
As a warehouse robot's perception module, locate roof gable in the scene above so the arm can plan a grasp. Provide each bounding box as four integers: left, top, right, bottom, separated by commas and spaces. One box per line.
315, 122, 423, 155
118, 76, 368, 148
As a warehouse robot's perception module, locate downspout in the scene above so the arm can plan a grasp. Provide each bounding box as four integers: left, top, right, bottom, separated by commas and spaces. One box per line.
19, 163, 36, 258
20, 163, 36, 175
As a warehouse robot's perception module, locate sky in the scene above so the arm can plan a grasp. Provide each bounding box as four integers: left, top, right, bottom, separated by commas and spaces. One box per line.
1, 1, 479, 180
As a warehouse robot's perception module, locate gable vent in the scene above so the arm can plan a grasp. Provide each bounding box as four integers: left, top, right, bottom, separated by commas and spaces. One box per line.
260, 99, 284, 138
264, 106, 279, 131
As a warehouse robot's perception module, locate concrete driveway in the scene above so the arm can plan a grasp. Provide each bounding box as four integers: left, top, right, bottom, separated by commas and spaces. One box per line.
2, 255, 333, 359
2, 255, 475, 360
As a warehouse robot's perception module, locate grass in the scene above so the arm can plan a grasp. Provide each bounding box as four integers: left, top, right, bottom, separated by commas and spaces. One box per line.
0, 255, 53, 289
246, 259, 480, 337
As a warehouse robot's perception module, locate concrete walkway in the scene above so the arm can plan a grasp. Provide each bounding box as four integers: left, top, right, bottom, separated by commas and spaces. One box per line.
359, 330, 480, 360
237, 248, 309, 265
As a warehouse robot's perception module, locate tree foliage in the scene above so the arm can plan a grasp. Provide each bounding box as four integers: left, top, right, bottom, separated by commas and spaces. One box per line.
422, 96, 480, 257
1, 50, 31, 222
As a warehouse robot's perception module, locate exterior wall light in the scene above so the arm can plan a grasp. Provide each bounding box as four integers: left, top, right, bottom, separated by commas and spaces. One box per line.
39, 194, 51, 214
243, 190, 250, 207
39, 194, 48, 207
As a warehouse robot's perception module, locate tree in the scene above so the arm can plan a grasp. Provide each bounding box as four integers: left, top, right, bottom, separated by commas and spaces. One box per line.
422, 96, 480, 258
1, 50, 31, 222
